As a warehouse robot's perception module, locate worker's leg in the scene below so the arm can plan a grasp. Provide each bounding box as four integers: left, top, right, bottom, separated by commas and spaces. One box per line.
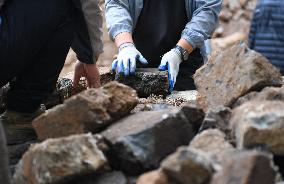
0, 0, 74, 113
174, 49, 204, 91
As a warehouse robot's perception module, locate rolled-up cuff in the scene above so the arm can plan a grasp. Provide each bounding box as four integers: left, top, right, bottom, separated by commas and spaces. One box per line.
181, 29, 206, 49
109, 24, 133, 40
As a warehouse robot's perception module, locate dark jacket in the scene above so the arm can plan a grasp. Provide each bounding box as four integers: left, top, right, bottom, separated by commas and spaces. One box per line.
0, 0, 103, 64
249, 0, 284, 73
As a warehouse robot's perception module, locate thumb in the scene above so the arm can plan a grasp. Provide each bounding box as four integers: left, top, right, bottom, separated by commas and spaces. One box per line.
137, 54, 148, 65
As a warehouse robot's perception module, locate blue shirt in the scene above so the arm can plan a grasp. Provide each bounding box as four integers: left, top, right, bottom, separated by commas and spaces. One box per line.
105, 0, 222, 51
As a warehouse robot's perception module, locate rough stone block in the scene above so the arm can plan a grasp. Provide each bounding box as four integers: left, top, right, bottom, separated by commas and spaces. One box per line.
12, 134, 108, 184
211, 151, 277, 184
194, 43, 282, 111
101, 108, 196, 175
233, 86, 284, 108
115, 68, 169, 98
230, 101, 284, 155
137, 170, 172, 184
33, 82, 138, 140
199, 106, 232, 141
161, 147, 214, 184
189, 129, 234, 164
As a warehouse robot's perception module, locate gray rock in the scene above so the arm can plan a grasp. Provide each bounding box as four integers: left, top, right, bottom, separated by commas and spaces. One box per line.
33, 82, 138, 140
67, 171, 127, 184
199, 106, 233, 141
161, 147, 215, 184
136, 170, 172, 184
166, 90, 198, 106
211, 150, 277, 184
230, 101, 284, 155
12, 134, 108, 184
131, 103, 174, 113
101, 108, 196, 175
180, 104, 205, 133
194, 43, 282, 112
189, 129, 234, 164
115, 68, 169, 98
233, 86, 284, 108
8, 140, 37, 166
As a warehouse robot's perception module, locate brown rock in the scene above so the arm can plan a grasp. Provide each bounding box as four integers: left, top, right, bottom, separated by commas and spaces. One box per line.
211, 151, 277, 184
233, 86, 284, 108
12, 134, 108, 184
189, 129, 234, 163
194, 43, 282, 112
115, 68, 169, 98
199, 106, 232, 140
101, 108, 196, 175
33, 82, 138, 140
137, 170, 172, 184
230, 101, 284, 155
161, 147, 214, 184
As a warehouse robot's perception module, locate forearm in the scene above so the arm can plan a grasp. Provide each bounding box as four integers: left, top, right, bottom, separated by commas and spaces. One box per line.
114, 32, 134, 47
177, 39, 194, 54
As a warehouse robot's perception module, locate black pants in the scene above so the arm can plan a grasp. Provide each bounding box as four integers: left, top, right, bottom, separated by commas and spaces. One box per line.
0, 0, 75, 113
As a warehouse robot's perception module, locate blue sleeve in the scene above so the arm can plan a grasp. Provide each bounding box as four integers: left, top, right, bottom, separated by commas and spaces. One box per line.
181, 0, 222, 49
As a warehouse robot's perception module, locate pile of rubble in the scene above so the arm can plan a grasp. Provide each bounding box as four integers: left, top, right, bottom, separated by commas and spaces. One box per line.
2, 43, 284, 184
211, 0, 257, 51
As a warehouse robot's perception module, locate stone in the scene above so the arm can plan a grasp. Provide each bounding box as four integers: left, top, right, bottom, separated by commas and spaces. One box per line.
99, 67, 115, 85
33, 82, 138, 140
230, 101, 284, 155
115, 68, 169, 98
180, 104, 205, 133
199, 106, 232, 141
12, 134, 108, 184
101, 108, 195, 175
211, 151, 277, 184
194, 43, 282, 112
68, 171, 127, 184
137, 170, 172, 184
8, 140, 37, 166
161, 147, 214, 184
189, 129, 234, 164
233, 86, 284, 108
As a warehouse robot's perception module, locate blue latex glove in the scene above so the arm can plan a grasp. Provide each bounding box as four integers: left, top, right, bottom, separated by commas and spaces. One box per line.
159, 48, 183, 92
112, 43, 148, 76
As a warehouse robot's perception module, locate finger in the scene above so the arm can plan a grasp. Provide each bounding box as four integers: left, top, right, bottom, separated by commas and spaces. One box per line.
117, 60, 124, 74
112, 59, 118, 72
130, 57, 136, 75
123, 59, 130, 76
159, 58, 168, 71
137, 54, 148, 65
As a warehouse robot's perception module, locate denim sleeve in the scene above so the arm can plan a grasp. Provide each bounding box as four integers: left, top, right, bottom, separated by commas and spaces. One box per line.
105, 0, 133, 40
182, 0, 222, 49
249, 8, 259, 50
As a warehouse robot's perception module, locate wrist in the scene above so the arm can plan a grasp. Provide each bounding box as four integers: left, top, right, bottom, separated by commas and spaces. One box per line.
174, 45, 189, 61
119, 42, 135, 51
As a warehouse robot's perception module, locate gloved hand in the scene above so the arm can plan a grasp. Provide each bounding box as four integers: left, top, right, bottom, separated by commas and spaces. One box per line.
159, 48, 183, 92
112, 43, 148, 76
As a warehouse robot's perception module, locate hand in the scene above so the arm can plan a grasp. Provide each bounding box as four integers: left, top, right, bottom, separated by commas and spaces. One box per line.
112, 43, 148, 76
73, 60, 101, 89
159, 48, 183, 92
